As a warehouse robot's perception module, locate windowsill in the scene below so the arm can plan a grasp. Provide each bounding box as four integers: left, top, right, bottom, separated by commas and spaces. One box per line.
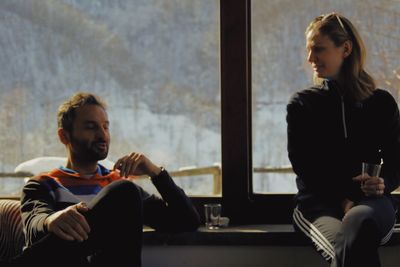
143, 224, 400, 246
144, 224, 311, 246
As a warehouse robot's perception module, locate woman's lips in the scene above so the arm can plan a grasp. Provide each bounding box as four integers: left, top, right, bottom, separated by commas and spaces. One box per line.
313, 65, 323, 72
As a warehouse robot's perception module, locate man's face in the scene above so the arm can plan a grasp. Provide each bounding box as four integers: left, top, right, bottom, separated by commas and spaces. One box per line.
66, 104, 110, 163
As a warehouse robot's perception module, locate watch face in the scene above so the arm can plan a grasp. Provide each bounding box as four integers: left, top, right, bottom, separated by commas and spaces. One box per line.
150, 167, 165, 179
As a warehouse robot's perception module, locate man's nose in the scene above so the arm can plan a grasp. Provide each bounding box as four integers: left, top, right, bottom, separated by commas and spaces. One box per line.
97, 127, 109, 140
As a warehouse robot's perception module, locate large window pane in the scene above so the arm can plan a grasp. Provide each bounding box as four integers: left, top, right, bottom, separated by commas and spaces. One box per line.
252, 0, 400, 193
0, 0, 220, 197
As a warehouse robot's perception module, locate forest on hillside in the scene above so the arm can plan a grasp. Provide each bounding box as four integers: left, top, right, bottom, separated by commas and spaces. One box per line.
0, 0, 399, 195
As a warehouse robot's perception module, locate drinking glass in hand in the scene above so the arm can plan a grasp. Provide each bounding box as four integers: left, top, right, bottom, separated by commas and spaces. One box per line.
362, 162, 381, 178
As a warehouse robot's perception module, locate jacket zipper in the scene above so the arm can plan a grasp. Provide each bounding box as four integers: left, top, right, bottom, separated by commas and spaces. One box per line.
340, 95, 348, 139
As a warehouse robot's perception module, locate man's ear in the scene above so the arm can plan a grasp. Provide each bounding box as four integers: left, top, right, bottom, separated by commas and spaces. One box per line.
343, 40, 353, 58
58, 128, 70, 145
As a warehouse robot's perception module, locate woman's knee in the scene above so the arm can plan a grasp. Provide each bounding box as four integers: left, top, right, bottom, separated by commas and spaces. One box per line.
341, 205, 380, 240
343, 204, 375, 225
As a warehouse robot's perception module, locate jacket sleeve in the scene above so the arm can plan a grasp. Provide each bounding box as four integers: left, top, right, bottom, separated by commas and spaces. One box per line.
142, 169, 200, 232
379, 92, 400, 193
20, 178, 56, 246
287, 94, 346, 202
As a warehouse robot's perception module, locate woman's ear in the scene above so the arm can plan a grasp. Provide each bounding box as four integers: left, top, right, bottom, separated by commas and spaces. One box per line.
58, 128, 70, 145
343, 40, 353, 58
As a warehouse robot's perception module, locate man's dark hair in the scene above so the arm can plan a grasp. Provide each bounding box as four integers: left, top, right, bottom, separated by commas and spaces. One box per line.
57, 92, 107, 133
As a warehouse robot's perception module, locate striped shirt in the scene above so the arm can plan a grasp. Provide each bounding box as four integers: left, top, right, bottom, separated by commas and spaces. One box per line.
39, 164, 120, 204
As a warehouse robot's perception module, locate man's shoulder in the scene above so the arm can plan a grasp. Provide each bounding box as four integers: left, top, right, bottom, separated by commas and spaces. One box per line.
25, 170, 64, 191
28, 171, 58, 182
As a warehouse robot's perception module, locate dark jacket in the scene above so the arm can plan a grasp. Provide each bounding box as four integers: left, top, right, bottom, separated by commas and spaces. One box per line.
287, 80, 400, 206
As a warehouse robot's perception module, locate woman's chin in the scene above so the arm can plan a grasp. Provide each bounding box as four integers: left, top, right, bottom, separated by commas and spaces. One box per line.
314, 72, 325, 79
315, 72, 333, 80
315, 70, 339, 80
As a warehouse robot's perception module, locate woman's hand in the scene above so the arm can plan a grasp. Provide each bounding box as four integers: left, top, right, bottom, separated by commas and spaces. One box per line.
341, 198, 355, 214
352, 174, 385, 197
44, 202, 90, 242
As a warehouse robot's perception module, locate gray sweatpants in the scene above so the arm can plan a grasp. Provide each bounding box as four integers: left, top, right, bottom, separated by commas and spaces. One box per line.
293, 196, 396, 267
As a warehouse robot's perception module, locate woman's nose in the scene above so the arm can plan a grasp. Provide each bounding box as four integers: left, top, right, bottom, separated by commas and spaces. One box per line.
307, 50, 315, 63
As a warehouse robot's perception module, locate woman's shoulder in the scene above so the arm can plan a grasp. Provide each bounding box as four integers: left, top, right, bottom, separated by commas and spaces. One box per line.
366, 89, 399, 116
288, 85, 326, 107
373, 88, 395, 98
369, 89, 397, 105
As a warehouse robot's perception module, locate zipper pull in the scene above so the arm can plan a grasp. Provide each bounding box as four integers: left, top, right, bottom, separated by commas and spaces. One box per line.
340, 96, 348, 139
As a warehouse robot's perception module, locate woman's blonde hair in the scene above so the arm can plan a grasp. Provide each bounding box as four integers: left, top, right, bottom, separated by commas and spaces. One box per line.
306, 13, 376, 101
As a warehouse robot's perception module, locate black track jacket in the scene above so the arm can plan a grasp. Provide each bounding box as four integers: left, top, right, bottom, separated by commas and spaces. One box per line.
287, 80, 400, 206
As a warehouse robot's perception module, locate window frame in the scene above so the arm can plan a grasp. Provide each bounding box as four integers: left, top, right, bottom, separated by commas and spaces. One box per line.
191, 0, 295, 225
0, 0, 295, 224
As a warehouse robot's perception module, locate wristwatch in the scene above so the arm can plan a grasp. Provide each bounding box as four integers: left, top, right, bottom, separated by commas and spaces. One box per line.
151, 166, 166, 179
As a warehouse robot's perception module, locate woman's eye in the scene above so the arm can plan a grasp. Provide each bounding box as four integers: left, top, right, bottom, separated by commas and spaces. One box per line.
313, 47, 324, 53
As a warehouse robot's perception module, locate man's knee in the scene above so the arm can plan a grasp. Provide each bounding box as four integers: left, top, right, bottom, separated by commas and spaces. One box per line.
88, 179, 143, 213
105, 180, 142, 201
87, 180, 143, 228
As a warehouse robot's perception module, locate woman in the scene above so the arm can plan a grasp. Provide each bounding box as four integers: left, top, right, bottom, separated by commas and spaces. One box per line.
287, 13, 400, 267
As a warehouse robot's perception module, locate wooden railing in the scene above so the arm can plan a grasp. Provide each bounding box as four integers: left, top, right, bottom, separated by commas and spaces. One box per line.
4, 166, 400, 196
0, 172, 32, 178
170, 166, 222, 195
0, 166, 295, 196
167, 165, 294, 195
254, 166, 293, 174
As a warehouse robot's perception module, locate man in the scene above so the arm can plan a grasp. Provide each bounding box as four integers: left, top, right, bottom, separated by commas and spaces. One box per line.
5, 92, 200, 266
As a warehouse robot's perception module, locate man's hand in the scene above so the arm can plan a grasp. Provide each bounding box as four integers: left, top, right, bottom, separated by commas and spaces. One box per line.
44, 202, 90, 242
113, 152, 161, 178
352, 174, 385, 197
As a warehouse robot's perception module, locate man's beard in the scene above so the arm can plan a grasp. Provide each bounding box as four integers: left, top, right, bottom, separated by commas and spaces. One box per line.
70, 136, 109, 163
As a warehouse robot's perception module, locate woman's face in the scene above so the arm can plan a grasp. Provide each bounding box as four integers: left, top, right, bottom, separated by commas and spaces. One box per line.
306, 31, 347, 80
